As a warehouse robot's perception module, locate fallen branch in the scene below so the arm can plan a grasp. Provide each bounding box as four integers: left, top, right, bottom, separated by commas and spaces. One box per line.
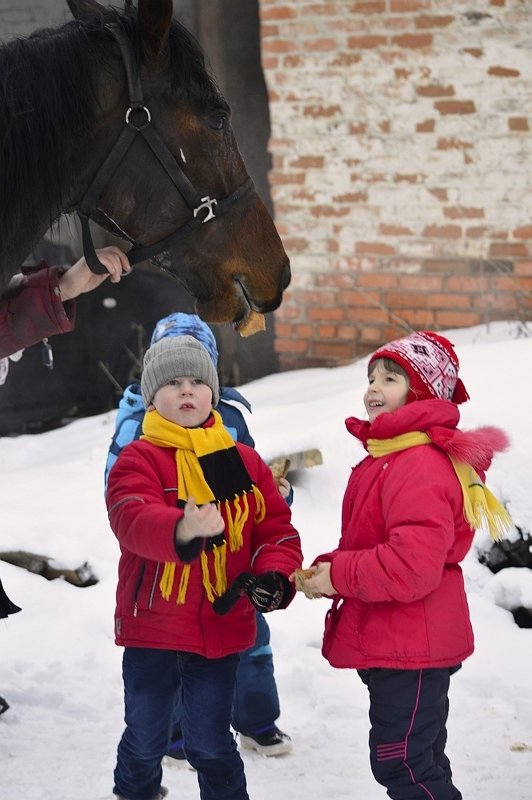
0, 551, 98, 588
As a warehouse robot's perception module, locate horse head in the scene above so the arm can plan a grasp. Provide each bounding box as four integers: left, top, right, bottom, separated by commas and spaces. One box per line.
66, 0, 290, 330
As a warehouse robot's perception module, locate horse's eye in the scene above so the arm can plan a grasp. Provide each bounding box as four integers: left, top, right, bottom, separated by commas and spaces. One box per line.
207, 115, 226, 131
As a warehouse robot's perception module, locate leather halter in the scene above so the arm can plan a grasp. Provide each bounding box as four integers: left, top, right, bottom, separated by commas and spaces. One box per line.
78, 24, 254, 274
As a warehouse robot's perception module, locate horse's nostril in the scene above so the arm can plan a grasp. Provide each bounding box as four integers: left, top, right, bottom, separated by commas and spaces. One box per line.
282, 261, 291, 290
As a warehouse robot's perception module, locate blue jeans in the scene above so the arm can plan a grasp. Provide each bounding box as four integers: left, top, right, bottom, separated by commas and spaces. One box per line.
113, 647, 249, 800
172, 611, 280, 736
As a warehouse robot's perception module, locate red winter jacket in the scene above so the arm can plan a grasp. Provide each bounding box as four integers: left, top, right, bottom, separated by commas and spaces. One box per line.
106, 432, 303, 658
318, 399, 508, 671
0, 264, 76, 359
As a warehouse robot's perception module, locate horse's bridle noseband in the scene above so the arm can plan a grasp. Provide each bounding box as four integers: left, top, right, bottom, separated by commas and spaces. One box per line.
78, 24, 254, 274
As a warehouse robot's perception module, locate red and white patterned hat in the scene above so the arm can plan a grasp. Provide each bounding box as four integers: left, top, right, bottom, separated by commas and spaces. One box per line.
369, 330, 470, 404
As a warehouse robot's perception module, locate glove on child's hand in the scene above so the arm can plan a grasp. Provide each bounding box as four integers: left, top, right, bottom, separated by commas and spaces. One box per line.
212, 571, 291, 615
247, 571, 289, 613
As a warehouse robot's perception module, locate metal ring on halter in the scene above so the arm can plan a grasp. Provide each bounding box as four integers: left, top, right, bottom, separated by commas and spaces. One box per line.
125, 105, 151, 130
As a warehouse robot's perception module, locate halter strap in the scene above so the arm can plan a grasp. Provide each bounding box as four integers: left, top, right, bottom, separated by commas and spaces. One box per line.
78, 24, 253, 274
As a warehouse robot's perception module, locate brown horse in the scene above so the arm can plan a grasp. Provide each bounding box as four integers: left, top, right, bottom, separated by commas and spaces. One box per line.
0, 0, 290, 329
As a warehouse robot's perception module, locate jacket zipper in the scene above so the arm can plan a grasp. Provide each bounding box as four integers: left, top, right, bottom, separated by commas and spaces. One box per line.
133, 562, 145, 617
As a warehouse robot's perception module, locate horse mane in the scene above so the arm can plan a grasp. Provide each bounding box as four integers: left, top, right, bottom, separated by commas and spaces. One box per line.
0, 3, 224, 255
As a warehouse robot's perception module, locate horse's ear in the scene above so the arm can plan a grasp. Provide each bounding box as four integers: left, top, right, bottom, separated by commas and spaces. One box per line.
138, 0, 173, 57
66, 0, 112, 21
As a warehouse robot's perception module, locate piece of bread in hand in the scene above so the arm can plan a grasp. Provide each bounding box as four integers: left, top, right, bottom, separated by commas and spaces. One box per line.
293, 568, 316, 599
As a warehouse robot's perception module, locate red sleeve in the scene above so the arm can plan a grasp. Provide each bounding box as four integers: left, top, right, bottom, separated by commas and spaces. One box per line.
0, 265, 76, 358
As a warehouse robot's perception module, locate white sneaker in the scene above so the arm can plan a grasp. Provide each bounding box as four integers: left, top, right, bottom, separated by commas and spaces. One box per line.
239, 725, 292, 757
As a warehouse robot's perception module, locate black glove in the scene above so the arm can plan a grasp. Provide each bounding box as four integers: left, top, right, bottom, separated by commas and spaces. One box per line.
212, 571, 291, 616
247, 571, 289, 613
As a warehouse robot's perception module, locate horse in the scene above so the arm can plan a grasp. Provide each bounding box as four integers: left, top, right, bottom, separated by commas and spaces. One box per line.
0, 0, 290, 330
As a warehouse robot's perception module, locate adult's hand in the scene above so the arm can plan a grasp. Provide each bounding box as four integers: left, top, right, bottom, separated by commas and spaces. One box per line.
58, 246, 131, 301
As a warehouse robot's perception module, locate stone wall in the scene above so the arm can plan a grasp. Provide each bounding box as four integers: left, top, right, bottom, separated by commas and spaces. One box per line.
259, 0, 532, 369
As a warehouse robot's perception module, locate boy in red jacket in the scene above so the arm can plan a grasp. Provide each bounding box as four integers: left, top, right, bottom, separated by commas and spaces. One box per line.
296, 331, 511, 800
106, 335, 302, 800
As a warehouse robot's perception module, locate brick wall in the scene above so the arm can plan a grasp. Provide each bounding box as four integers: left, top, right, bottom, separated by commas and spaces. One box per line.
259, 0, 532, 369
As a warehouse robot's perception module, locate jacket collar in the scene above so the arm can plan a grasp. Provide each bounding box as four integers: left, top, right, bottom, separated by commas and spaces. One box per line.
346, 399, 460, 449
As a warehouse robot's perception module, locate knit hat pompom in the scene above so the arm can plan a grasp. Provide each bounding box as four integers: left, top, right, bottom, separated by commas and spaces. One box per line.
369, 330, 470, 405
141, 335, 220, 408
150, 312, 218, 367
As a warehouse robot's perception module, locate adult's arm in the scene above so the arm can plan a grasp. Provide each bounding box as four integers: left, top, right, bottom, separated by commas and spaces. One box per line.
0, 247, 130, 359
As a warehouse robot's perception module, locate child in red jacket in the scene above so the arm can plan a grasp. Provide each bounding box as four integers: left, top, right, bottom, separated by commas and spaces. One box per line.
296, 330, 512, 800
106, 335, 302, 800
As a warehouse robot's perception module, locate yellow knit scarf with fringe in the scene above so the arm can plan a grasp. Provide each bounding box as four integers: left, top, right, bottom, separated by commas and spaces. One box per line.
141, 409, 266, 604
367, 431, 513, 541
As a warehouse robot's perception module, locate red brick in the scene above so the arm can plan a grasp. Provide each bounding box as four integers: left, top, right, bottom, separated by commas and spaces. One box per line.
314, 341, 354, 360
417, 84, 455, 97
515, 261, 532, 276
308, 307, 345, 321
508, 118, 529, 132
383, 291, 427, 309
436, 138, 473, 150
398, 275, 443, 291
443, 207, 484, 219
489, 242, 529, 258
356, 242, 396, 255
306, 38, 338, 51
274, 338, 310, 354
488, 66, 520, 78
261, 39, 297, 53
415, 15, 454, 29
426, 293, 471, 309
360, 326, 384, 343
398, 309, 436, 327
284, 237, 310, 253
392, 33, 433, 48
347, 35, 387, 49
260, 5, 296, 20
311, 206, 350, 218
352, 1, 386, 12
346, 307, 389, 323
416, 119, 436, 132
435, 310, 482, 326
358, 273, 399, 289
317, 324, 337, 338
303, 104, 342, 118
391, 0, 431, 9
445, 276, 489, 292
422, 225, 461, 239
340, 290, 381, 307
434, 100, 476, 115
290, 156, 325, 169
512, 225, 532, 239
491, 275, 532, 292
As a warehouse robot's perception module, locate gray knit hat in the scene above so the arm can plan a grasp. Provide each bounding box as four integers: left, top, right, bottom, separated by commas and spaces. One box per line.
141, 335, 220, 407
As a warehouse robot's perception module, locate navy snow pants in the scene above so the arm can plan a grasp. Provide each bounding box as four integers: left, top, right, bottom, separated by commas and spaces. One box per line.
358, 667, 463, 800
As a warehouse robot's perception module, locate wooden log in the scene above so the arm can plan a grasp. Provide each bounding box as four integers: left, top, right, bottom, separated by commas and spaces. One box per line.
0, 550, 98, 587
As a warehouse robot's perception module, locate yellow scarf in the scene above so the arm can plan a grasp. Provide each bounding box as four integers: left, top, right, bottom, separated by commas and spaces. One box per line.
367, 431, 513, 541
142, 409, 265, 603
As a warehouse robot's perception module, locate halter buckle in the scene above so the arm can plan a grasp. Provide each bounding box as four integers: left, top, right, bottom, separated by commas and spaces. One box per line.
193, 196, 218, 223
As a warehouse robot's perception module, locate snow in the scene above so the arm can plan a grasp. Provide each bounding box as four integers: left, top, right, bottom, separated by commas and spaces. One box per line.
1, 321, 532, 800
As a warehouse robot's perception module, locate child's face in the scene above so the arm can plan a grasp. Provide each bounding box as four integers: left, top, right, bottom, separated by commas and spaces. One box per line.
364, 360, 409, 422
149, 376, 213, 427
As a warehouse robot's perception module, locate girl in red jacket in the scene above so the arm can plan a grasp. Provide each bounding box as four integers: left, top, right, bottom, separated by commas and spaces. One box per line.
106, 334, 302, 800
297, 330, 512, 800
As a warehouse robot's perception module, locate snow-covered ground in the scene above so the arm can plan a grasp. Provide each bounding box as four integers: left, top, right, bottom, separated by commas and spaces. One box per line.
1, 321, 531, 799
